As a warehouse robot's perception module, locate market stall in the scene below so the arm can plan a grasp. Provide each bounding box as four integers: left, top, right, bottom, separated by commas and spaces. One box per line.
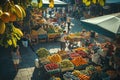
31, 24, 120, 80
80, 12, 120, 39
35, 46, 115, 80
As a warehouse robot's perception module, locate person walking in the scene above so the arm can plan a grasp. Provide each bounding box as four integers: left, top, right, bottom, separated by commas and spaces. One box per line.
11, 45, 21, 71
60, 31, 67, 51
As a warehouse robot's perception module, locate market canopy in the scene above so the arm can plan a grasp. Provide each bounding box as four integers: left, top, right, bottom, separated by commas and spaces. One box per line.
106, 0, 120, 4
32, 0, 67, 7
80, 13, 120, 39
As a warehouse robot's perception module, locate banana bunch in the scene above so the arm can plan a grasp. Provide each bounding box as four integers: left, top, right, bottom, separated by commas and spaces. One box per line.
14, 4, 26, 20
82, 0, 105, 6
49, 0, 54, 8
0, 21, 6, 34
38, 0, 43, 8
0, 23, 23, 48
12, 25, 23, 38
0, 0, 26, 23
0, 9, 3, 16
98, 0, 105, 6
7, 24, 23, 47
82, 0, 91, 6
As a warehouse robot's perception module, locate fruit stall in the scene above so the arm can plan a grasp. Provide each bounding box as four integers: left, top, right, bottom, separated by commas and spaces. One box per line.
35, 47, 116, 80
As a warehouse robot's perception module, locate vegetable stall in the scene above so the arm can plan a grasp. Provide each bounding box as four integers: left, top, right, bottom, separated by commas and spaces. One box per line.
35, 46, 114, 80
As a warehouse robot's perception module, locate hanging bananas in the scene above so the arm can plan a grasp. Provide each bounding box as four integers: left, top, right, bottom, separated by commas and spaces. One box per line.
12, 25, 23, 38
82, 0, 91, 7
7, 39, 12, 46
0, 23, 23, 48
92, 0, 97, 4
11, 35, 17, 47
37, 0, 43, 8
0, 21, 6, 34
0, 9, 3, 16
0, 0, 26, 22
82, 0, 105, 6
49, 0, 54, 8
98, 0, 105, 6
0, 1, 26, 48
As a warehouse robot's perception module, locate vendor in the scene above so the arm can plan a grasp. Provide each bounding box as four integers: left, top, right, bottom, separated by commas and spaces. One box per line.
60, 31, 67, 51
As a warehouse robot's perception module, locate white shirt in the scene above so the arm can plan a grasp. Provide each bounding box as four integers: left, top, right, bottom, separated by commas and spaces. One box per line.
60, 34, 67, 42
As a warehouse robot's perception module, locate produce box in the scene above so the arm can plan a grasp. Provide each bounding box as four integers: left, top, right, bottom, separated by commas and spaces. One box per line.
69, 52, 80, 59
74, 64, 89, 70
48, 33, 57, 38
71, 56, 87, 67
60, 53, 69, 59
61, 66, 74, 72
39, 57, 50, 64
44, 63, 60, 74
60, 59, 74, 72
63, 72, 79, 80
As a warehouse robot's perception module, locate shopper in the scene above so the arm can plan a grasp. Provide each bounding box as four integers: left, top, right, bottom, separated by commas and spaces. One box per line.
67, 16, 71, 33
11, 45, 21, 71
60, 31, 67, 51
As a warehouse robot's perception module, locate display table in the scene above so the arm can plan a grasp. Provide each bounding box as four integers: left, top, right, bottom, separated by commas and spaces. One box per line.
47, 33, 61, 41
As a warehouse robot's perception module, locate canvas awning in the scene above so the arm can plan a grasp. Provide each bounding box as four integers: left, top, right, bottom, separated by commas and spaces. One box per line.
106, 0, 120, 4
32, 0, 67, 7
80, 13, 120, 38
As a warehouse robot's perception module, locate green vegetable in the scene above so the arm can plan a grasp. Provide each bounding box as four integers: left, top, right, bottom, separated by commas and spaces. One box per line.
36, 48, 49, 58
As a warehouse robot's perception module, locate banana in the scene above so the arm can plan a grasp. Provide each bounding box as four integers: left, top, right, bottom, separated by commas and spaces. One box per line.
14, 27, 23, 37
11, 36, 17, 47
14, 5, 23, 19
7, 39, 12, 46
0, 21, 6, 34
0, 9, 3, 16
49, 0, 54, 8
19, 5, 26, 18
38, 0, 43, 8
83, 0, 87, 3
12, 25, 23, 37
12, 33, 21, 40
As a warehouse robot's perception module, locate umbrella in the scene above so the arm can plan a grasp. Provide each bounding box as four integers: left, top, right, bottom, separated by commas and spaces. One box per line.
80, 12, 120, 39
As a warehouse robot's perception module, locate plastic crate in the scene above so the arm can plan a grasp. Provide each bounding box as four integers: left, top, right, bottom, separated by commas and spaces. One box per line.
38, 34, 48, 39
44, 64, 60, 74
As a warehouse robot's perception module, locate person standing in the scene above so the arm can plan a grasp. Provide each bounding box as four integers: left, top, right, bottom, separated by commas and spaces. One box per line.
11, 45, 21, 71
60, 31, 67, 51
67, 16, 71, 33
